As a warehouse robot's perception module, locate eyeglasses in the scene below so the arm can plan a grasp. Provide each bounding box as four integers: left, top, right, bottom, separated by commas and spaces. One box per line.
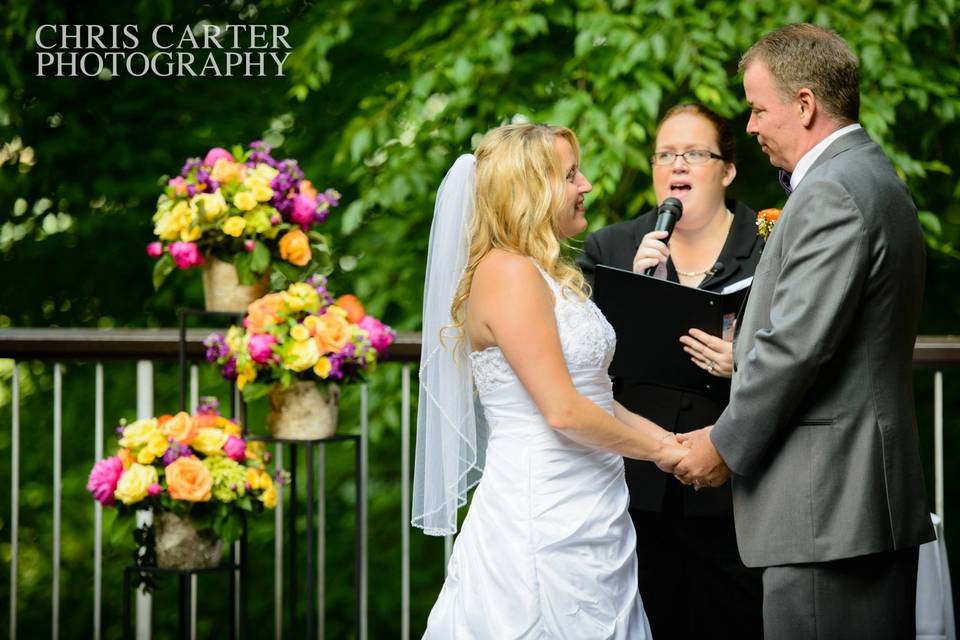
650, 149, 725, 166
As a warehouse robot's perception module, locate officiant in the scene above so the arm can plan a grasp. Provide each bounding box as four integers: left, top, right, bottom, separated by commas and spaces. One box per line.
578, 104, 763, 640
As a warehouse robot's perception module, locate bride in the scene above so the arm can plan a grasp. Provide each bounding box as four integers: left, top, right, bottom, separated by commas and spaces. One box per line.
413, 124, 686, 638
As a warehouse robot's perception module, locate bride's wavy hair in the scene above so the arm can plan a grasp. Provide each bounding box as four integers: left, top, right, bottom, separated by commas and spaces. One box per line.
450, 123, 589, 335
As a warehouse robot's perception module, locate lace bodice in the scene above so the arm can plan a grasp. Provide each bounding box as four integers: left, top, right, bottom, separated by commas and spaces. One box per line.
469, 264, 616, 396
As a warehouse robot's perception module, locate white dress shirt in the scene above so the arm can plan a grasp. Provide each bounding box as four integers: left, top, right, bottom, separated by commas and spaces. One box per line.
790, 123, 862, 190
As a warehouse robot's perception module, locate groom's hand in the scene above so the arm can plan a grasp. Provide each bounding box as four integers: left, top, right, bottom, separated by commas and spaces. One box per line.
673, 426, 730, 489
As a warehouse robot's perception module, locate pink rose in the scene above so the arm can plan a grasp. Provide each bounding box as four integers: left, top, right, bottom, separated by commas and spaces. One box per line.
169, 242, 204, 269
247, 333, 277, 364
147, 483, 163, 497
358, 316, 395, 356
290, 194, 317, 230
203, 147, 233, 167
244, 239, 255, 252
146, 242, 163, 258
224, 436, 246, 462
86, 456, 124, 506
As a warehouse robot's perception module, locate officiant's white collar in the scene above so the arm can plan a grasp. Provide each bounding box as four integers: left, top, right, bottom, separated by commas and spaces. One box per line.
790, 123, 862, 190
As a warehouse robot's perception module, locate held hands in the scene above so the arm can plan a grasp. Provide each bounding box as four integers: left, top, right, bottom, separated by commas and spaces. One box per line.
654, 432, 688, 474
672, 426, 730, 489
679, 328, 733, 378
632, 230, 670, 274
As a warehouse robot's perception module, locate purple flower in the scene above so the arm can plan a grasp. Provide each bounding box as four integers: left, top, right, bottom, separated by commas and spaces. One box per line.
169, 242, 203, 269
358, 316, 395, 356
221, 356, 238, 380
319, 189, 341, 208
197, 396, 220, 414
163, 440, 191, 466
146, 242, 163, 258
203, 147, 233, 167
181, 157, 202, 177
87, 456, 124, 506
147, 483, 163, 497
248, 333, 277, 365
186, 184, 197, 197
204, 334, 230, 363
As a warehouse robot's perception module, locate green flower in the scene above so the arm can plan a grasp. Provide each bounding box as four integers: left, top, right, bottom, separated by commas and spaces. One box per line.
204, 456, 248, 503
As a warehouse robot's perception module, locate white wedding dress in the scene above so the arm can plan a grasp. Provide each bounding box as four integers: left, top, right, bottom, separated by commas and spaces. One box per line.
423, 266, 650, 639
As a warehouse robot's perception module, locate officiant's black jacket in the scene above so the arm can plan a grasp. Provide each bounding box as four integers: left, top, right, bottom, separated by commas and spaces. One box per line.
577, 198, 762, 517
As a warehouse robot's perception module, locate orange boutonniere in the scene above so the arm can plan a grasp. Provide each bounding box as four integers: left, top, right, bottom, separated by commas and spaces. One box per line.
756, 208, 781, 240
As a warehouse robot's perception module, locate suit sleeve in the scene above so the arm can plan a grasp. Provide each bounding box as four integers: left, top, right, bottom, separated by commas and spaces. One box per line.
711, 179, 869, 476
577, 231, 603, 291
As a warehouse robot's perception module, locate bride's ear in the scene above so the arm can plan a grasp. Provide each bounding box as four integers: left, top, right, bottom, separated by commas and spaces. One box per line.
722, 163, 737, 188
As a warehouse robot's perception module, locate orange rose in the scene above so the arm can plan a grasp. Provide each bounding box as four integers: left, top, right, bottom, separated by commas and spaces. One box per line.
757, 208, 781, 224
118, 448, 134, 469
162, 411, 198, 445
336, 295, 365, 323
279, 229, 311, 267
244, 292, 285, 334
193, 412, 219, 429
165, 456, 213, 502
307, 307, 352, 354
756, 208, 782, 240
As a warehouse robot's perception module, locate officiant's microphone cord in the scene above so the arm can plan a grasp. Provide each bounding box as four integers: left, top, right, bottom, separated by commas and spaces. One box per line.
645, 197, 684, 276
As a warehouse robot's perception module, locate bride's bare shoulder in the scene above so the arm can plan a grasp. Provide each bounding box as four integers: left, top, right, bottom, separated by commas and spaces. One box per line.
474, 249, 539, 286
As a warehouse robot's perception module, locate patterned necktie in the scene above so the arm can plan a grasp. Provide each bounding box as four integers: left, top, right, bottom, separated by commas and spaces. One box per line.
778, 169, 793, 195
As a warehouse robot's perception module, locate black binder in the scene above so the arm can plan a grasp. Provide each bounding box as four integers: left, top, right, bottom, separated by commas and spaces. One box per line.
593, 264, 749, 397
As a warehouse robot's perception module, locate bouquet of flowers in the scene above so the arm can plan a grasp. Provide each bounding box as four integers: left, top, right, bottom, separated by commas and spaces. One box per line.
204, 275, 396, 401
148, 141, 340, 290
86, 398, 279, 544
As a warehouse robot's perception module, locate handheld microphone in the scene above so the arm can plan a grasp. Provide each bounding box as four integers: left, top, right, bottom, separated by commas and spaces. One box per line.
644, 197, 683, 276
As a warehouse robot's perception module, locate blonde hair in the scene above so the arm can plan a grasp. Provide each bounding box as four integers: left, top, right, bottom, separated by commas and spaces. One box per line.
449, 123, 589, 334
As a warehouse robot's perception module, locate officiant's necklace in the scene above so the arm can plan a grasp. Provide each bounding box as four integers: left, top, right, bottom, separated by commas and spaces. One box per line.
673, 208, 734, 277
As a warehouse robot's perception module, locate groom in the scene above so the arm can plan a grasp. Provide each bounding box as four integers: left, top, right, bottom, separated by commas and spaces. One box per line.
674, 23, 935, 639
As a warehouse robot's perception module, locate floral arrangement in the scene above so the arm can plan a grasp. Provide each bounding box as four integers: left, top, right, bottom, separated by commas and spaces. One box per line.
756, 207, 782, 240
86, 397, 280, 543
204, 276, 396, 401
148, 141, 340, 290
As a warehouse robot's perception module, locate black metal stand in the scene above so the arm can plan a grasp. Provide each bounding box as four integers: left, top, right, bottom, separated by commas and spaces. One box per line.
252, 434, 363, 639
122, 560, 240, 640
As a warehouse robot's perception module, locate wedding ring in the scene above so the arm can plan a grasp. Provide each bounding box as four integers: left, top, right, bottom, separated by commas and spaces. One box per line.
707, 361, 715, 374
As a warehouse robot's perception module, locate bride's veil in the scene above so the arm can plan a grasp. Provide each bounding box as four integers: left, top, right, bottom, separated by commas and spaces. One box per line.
412, 153, 488, 536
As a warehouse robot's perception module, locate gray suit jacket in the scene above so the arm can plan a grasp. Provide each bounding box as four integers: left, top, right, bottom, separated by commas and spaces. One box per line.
711, 128, 935, 568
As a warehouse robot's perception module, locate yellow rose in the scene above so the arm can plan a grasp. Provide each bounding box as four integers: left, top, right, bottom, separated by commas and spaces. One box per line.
282, 282, 320, 314
279, 229, 311, 267
136, 432, 170, 465
210, 158, 240, 184
313, 356, 332, 379
216, 416, 242, 436
114, 463, 158, 505
196, 191, 229, 220
225, 326, 244, 352
236, 362, 257, 391
119, 418, 160, 450
252, 163, 279, 182
165, 456, 213, 502
245, 467, 263, 491
290, 323, 310, 342
252, 183, 274, 202
282, 338, 320, 372
233, 191, 257, 212
222, 216, 247, 237
259, 474, 277, 508
179, 225, 201, 242
192, 427, 229, 456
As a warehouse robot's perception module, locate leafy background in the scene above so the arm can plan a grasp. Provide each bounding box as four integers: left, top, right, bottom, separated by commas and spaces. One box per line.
1, 0, 958, 637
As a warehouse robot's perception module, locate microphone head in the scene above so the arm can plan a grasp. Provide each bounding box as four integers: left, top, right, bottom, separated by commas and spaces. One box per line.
660, 197, 683, 221
712, 261, 724, 274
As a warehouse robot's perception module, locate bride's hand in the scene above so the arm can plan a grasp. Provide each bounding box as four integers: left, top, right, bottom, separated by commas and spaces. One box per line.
654, 436, 688, 473
632, 230, 670, 274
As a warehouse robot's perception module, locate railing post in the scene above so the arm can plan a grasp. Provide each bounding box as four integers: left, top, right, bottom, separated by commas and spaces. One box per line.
360, 384, 369, 640
9, 362, 19, 640
136, 360, 154, 640
401, 365, 411, 640
935, 370, 944, 525
94, 363, 104, 640
53, 363, 63, 640
274, 446, 283, 640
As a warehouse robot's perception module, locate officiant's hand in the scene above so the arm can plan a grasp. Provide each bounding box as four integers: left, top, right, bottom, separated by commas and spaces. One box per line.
632, 230, 670, 273
680, 328, 733, 378
673, 426, 730, 489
